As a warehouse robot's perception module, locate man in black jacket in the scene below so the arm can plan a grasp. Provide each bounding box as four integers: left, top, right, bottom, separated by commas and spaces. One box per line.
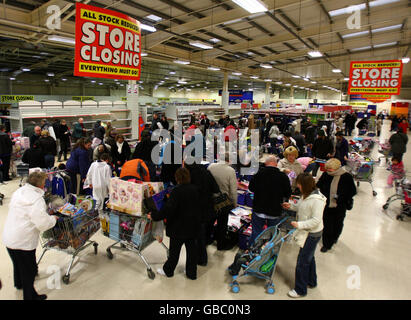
29, 126, 41, 149
149, 168, 200, 280
0, 125, 13, 181
186, 163, 220, 266
248, 156, 292, 246
389, 129, 408, 161
293, 131, 306, 157
311, 131, 334, 177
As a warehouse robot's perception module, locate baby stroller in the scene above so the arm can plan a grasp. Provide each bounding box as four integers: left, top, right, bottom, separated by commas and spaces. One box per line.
227, 216, 294, 294
382, 176, 411, 221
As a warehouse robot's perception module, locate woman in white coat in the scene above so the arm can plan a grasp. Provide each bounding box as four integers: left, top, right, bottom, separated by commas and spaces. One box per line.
282, 172, 326, 298
2, 172, 58, 300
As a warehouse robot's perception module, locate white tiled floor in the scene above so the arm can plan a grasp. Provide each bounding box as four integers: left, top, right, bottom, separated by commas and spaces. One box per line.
0, 120, 410, 300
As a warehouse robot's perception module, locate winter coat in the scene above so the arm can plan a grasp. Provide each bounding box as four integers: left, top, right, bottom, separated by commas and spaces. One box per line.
389, 132, 408, 154
334, 137, 349, 165
111, 141, 131, 166
72, 122, 85, 139
22, 147, 45, 168
38, 136, 57, 156
29, 133, 40, 149
2, 183, 56, 250
316, 171, 357, 210
119, 159, 150, 181
59, 124, 71, 144
186, 164, 220, 223
289, 189, 326, 248
93, 123, 105, 141
269, 125, 280, 139
208, 163, 238, 207
249, 166, 292, 217
277, 158, 304, 190
151, 184, 201, 240
0, 131, 12, 156
132, 138, 158, 163
312, 137, 334, 159
84, 160, 112, 202
66, 147, 91, 178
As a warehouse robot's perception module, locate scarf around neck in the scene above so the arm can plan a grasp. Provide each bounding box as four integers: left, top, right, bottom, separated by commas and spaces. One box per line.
327, 167, 346, 208
117, 141, 124, 154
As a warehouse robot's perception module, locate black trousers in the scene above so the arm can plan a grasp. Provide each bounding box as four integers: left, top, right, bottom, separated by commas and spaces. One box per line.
322, 207, 347, 249
197, 223, 208, 265
0, 155, 11, 180
59, 139, 70, 159
7, 248, 39, 300
216, 208, 229, 250
163, 237, 197, 280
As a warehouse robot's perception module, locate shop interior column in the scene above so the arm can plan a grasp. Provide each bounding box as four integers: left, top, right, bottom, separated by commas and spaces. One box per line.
222, 71, 229, 115
265, 82, 271, 105
127, 79, 139, 140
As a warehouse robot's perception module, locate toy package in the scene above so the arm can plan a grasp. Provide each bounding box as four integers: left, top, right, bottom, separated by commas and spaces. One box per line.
108, 177, 149, 216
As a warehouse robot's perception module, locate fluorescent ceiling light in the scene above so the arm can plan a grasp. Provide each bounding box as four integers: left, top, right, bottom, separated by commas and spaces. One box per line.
308, 51, 323, 57
61, 78, 67, 81
344, 77, 350, 81
99, 82, 103, 85
275, 81, 282, 85
208, 66, 220, 71
224, 18, 243, 25
303, 78, 309, 81
369, 0, 400, 8
311, 81, 317, 84
233, 85, 238, 87
141, 52, 148, 57
174, 60, 190, 65
329, 4, 366, 17
247, 52, 254, 55
373, 42, 397, 48
332, 69, 342, 73
140, 23, 156, 32
231, 0, 268, 14
9, 77, 15, 80
47, 72, 54, 77
44, 79, 50, 82
48, 35, 75, 44
196, 84, 200, 86
350, 46, 372, 52
264, 79, 272, 82
232, 72, 242, 76
145, 14, 162, 22
402, 57, 410, 64
169, 71, 176, 75
292, 75, 300, 78
250, 76, 259, 79
209, 38, 221, 43
342, 30, 369, 38
260, 64, 272, 69
285, 83, 291, 86
22, 68, 31, 72
189, 41, 213, 49
293, 85, 298, 87
91, 80, 96, 83
372, 24, 402, 33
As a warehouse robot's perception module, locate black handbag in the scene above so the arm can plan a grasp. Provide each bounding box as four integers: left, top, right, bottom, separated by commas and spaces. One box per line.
213, 192, 234, 214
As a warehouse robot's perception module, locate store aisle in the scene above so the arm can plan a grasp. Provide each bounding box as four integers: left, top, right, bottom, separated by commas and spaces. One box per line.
0, 119, 410, 300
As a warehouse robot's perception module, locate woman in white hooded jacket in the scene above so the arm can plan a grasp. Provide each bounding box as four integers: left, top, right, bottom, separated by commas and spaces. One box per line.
2, 172, 58, 300
282, 172, 326, 298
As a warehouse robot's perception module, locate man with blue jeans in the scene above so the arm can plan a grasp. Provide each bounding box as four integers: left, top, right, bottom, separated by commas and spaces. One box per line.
248, 156, 292, 246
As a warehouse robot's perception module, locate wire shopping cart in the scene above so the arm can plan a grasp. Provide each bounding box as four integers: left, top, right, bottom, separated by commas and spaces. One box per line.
346, 157, 377, 196
16, 162, 29, 187
382, 175, 411, 221
37, 209, 100, 284
102, 209, 168, 280
377, 141, 391, 165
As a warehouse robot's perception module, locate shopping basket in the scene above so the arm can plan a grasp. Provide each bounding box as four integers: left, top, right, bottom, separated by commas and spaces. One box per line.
37, 209, 100, 284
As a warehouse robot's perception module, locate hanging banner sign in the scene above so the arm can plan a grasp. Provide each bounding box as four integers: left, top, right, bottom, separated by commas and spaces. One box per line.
72, 96, 95, 102
74, 3, 141, 80
348, 60, 403, 103
1, 95, 34, 103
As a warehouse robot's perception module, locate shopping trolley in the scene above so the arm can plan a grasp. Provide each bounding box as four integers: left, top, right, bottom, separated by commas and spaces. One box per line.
346, 157, 377, 196
377, 141, 391, 165
228, 216, 295, 294
382, 175, 411, 221
16, 162, 30, 187
38, 209, 100, 284
101, 209, 168, 280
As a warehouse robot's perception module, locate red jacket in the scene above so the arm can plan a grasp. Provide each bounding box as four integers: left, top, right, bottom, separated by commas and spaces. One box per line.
398, 122, 408, 134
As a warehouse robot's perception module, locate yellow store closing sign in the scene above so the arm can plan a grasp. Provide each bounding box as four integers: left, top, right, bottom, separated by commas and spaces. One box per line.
1, 95, 34, 103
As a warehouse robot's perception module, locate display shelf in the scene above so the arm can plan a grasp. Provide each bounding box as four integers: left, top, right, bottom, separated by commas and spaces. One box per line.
116, 127, 132, 130
111, 109, 130, 112
112, 119, 131, 122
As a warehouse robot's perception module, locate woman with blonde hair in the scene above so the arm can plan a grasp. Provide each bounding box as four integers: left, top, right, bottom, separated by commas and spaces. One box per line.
316, 158, 356, 253
278, 146, 304, 192
282, 172, 326, 298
